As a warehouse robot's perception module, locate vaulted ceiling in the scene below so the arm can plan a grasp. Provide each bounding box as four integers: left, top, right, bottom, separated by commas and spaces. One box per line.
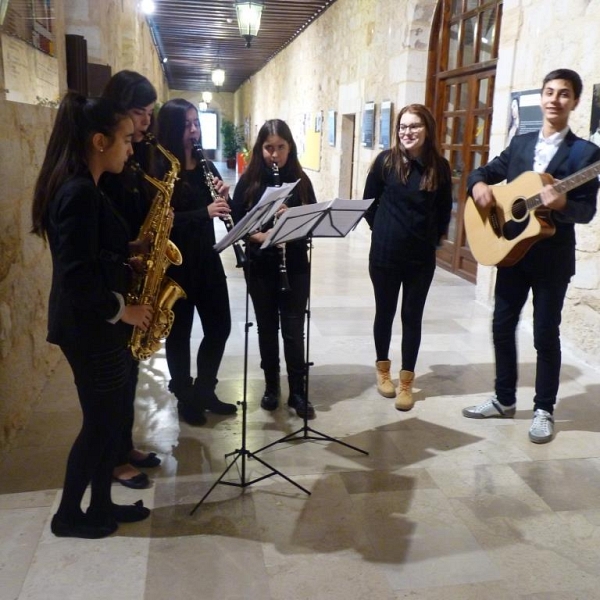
147, 0, 339, 93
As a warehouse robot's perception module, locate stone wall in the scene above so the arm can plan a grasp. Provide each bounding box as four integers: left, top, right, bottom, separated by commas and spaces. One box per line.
0, 0, 166, 453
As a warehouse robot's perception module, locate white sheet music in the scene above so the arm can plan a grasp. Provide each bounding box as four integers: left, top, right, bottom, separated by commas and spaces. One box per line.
213, 180, 299, 253
260, 197, 375, 249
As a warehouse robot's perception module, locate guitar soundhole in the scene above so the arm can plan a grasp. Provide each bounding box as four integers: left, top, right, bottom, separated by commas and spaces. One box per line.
511, 198, 528, 221
503, 216, 528, 241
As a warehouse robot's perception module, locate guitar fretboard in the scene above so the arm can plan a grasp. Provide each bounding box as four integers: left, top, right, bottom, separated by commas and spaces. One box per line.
526, 158, 600, 210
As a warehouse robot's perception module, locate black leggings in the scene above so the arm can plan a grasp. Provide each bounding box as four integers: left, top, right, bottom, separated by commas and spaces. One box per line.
166, 276, 231, 391
58, 344, 131, 520
369, 260, 435, 372
248, 268, 309, 380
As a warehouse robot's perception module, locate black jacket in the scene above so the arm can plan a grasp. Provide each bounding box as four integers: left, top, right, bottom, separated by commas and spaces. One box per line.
231, 163, 317, 275
167, 162, 227, 297
45, 174, 132, 350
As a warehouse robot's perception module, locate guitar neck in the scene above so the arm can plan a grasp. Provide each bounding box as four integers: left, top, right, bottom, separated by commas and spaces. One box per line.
527, 158, 600, 210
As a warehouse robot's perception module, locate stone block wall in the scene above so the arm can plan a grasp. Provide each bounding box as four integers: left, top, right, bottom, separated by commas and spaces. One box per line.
0, 0, 166, 453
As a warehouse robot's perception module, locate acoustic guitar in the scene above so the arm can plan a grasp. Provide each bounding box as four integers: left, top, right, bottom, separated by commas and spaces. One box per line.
464, 160, 600, 267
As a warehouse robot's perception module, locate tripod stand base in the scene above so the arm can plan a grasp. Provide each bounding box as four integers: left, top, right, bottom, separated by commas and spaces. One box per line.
190, 447, 311, 516
254, 424, 369, 456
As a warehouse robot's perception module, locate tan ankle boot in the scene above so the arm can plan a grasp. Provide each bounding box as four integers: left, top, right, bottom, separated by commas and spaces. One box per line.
375, 360, 396, 398
395, 370, 415, 411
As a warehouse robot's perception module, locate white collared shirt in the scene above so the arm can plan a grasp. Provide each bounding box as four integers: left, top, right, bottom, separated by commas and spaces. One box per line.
533, 127, 569, 173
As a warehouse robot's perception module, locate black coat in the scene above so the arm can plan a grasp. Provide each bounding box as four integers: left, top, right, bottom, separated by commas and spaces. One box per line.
45, 174, 133, 350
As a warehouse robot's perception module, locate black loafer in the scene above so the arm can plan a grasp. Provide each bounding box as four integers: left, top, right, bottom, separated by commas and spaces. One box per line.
113, 472, 150, 489
51, 514, 117, 539
178, 402, 207, 426
129, 452, 161, 469
111, 500, 151, 523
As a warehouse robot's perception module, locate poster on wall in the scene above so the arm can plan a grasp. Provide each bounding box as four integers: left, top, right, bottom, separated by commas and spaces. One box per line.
361, 101, 375, 149
379, 101, 393, 149
328, 110, 336, 146
506, 89, 542, 146
589, 84, 600, 147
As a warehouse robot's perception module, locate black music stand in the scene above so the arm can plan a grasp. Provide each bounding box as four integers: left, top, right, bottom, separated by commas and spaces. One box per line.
253, 198, 375, 457
191, 181, 308, 515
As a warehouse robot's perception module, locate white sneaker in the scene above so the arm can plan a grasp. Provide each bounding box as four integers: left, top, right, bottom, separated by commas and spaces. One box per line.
462, 397, 516, 419
529, 409, 554, 444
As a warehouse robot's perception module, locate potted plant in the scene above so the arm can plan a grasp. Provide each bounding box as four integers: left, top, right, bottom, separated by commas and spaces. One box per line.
221, 119, 244, 169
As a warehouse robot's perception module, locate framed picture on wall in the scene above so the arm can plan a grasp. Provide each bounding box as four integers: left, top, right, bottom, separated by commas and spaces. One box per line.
361, 101, 375, 149
379, 100, 393, 149
328, 110, 336, 146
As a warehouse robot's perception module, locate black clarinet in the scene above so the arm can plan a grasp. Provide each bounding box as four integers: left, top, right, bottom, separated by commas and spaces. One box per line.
192, 141, 246, 268
271, 162, 291, 292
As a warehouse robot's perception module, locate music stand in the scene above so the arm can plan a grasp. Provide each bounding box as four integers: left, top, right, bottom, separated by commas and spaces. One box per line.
253, 198, 375, 456
191, 181, 309, 515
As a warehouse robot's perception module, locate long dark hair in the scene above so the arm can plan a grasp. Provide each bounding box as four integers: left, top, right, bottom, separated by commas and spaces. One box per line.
383, 104, 448, 191
102, 70, 157, 110
156, 98, 196, 169
31, 92, 128, 239
243, 119, 313, 208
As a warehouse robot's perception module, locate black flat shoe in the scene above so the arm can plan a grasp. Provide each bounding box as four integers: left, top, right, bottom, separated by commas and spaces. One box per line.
113, 472, 150, 489
111, 500, 151, 523
129, 452, 161, 469
51, 514, 117, 539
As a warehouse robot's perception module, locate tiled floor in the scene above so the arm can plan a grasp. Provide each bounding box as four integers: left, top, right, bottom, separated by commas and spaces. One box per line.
2, 167, 600, 599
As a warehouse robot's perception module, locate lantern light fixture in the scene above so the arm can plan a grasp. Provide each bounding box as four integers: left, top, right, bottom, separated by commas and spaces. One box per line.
211, 68, 225, 88
235, 0, 264, 48
202, 91, 213, 104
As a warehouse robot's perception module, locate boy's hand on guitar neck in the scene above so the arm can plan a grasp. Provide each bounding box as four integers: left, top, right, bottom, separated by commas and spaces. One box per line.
539, 182, 567, 211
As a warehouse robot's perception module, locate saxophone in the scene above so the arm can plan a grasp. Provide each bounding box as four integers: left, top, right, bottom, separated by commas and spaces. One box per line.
127, 133, 187, 361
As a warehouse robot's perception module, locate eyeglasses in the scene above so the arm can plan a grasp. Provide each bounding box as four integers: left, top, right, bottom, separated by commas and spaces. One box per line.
398, 124, 424, 134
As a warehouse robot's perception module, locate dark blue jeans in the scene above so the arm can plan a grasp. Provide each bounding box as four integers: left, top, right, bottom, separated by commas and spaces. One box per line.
369, 259, 435, 372
493, 264, 570, 413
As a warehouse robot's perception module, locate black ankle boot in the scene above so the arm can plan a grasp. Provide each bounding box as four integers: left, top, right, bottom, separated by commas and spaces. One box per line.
288, 393, 315, 419
194, 382, 237, 415
260, 372, 281, 411
287, 374, 315, 419
171, 382, 206, 426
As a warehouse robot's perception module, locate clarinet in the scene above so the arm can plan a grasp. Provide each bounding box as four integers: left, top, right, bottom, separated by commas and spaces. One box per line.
192, 141, 246, 268
271, 162, 291, 292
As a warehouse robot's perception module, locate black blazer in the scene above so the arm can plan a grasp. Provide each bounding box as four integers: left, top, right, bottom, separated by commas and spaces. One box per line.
46, 174, 133, 350
467, 130, 600, 277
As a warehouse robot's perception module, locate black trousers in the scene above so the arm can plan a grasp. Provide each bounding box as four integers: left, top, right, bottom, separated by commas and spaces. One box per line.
58, 344, 131, 520
115, 359, 139, 466
165, 276, 231, 392
369, 259, 435, 372
247, 267, 309, 385
493, 264, 570, 413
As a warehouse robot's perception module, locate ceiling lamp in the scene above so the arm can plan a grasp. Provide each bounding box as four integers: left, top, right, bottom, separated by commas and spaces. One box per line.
211, 68, 225, 88
235, 0, 264, 48
199, 101, 208, 112
202, 91, 213, 103
140, 0, 155, 15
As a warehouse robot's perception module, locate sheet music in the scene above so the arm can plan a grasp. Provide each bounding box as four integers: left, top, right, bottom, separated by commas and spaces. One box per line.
260, 197, 375, 249
311, 198, 374, 237
213, 180, 299, 253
